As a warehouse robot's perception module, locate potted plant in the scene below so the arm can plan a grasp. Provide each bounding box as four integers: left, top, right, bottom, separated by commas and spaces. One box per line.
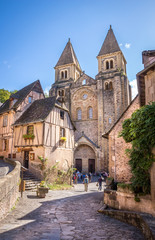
37, 181, 49, 198
23, 134, 35, 140
60, 137, 67, 142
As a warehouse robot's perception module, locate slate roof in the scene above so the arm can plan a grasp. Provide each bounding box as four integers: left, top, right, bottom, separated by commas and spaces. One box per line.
0, 80, 42, 115
98, 26, 121, 56
14, 97, 56, 125
55, 39, 82, 71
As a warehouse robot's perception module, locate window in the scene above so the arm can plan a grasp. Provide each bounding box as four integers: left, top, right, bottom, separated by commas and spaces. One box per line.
88, 107, 93, 119
13, 153, 16, 158
110, 60, 113, 69
109, 118, 112, 124
106, 61, 109, 69
83, 94, 87, 100
60, 110, 64, 120
109, 82, 113, 90
105, 82, 109, 90
61, 71, 64, 79
29, 97, 32, 103
82, 79, 86, 85
27, 125, 34, 135
58, 90, 65, 96
60, 127, 65, 137
77, 108, 82, 120
3, 115, 8, 127
65, 70, 67, 79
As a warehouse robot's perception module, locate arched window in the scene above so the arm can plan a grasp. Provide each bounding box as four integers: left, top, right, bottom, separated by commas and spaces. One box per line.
110, 60, 113, 69
109, 82, 113, 90
65, 70, 67, 79
88, 107, 93, 119
106, 61, 109, 69
62, 90, 64, 96
77, 108, 82, 120
105, 82, 109, 90
61, 71, 64, 79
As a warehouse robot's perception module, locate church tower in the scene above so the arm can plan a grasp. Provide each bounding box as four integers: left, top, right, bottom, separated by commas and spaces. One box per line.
96, 26, 131, 170
49, 39, 82, 110
54, 38, 82, 83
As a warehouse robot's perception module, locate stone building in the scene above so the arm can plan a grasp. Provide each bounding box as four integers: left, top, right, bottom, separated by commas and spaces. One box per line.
50, 26, 131, 173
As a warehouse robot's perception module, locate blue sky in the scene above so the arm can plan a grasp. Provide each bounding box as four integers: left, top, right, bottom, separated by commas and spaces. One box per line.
0, 0, 155, 98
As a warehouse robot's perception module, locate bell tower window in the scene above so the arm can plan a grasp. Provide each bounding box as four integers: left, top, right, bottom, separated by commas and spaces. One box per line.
110, 60, 113, 69
65, 70, 67, 79
61, 71, 64, 79
106, 61, 109, 69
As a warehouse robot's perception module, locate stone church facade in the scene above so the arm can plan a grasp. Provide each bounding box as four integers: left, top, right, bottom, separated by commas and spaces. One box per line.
49, 26, 132, 173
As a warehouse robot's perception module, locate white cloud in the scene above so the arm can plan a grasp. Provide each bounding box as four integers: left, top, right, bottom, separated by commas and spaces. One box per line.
44, 86, 51, 96
125, 43, 131, 49
119, 43, 123, 47
130, 79, 138, 99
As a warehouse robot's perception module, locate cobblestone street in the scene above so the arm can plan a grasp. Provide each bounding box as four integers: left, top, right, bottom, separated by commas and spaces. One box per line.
0, 181, 145, 240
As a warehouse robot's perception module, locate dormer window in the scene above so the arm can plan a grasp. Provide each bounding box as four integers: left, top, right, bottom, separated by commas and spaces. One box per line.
82, 79, 86, 85
60, 110, 64, 120
29, 97, 32, 103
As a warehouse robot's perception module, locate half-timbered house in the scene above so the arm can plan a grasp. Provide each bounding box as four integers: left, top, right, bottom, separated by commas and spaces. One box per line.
0, 80, 44, 159
13, 97, 75, 178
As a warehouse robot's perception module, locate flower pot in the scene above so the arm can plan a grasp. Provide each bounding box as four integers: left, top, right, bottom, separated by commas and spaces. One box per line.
37, 186, 49, 198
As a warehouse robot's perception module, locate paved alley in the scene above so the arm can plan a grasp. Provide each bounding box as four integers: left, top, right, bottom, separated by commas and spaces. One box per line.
0, 181, 145, 240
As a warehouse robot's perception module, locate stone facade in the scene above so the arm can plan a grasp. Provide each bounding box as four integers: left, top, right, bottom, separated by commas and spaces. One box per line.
0, 160, 21, 220
49, 26, 131, 173
107, 96, 140, 182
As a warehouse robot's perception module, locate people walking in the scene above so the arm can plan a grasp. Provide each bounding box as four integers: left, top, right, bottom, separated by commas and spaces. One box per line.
88, 172, 92, 183
98, 176, 104, 191
83, 175, 89, 192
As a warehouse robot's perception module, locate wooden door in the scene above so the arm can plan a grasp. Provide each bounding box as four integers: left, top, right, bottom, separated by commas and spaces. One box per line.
88, 159, 95, 173
75, 159, 82, 172
24, 151, 29, 169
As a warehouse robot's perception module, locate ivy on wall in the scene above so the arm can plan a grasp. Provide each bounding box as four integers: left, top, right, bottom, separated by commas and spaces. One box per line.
120, 102, 155, 195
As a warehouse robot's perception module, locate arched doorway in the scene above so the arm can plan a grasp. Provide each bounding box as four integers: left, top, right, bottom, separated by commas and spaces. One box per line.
74, 144, 96, 173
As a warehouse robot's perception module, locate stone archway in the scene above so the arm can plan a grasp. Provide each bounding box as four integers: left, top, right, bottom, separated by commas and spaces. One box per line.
74, 144, 96, 173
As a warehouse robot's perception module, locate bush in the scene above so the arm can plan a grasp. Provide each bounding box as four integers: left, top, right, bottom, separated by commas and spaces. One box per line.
120, 102, 155, 195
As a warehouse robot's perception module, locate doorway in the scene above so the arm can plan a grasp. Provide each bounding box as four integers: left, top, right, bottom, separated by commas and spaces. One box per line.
24, 151, 29, 169
75, 159, 82, 172
88, 159, 95, 173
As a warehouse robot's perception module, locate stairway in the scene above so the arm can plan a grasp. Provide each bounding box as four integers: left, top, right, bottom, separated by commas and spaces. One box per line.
22, 170, 41, 191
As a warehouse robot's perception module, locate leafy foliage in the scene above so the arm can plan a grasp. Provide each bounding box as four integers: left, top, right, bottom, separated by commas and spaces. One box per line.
120, 102, 155, 195
0, 89, 17, 103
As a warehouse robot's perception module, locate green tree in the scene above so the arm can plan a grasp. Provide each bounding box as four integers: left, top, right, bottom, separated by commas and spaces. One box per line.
0, 89, 11, 103
120, 102, 155, 195
0, 89, 17, 103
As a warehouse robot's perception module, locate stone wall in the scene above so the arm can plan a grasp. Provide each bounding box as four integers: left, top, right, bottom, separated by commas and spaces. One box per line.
104, 189, 155, 217
108, 96, 140, 182
0, 160, 21, 220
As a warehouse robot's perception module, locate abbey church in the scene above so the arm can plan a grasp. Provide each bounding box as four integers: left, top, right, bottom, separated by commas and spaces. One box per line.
49, 26, 132, 173
0, 26, 132, 177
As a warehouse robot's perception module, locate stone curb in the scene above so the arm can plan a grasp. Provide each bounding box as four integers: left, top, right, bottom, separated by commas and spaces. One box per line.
98, 208, 155, 240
